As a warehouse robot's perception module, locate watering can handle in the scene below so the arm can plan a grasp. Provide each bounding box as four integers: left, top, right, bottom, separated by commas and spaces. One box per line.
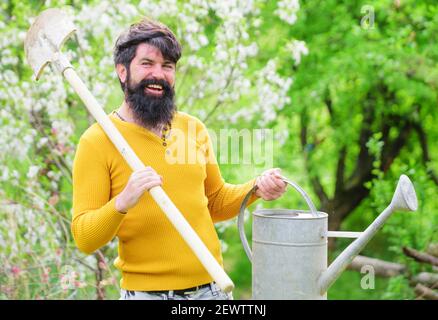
237, 176, 318, 262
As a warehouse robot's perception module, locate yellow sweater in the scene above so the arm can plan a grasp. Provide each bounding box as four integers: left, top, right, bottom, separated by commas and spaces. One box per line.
71, 111, 259, 291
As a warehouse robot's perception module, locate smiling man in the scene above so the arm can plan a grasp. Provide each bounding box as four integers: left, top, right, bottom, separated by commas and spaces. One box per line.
71, 18, 287, 300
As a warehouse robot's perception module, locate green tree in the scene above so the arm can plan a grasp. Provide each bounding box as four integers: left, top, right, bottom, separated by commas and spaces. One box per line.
283, 0, 437, 234
275, 0, 438, 299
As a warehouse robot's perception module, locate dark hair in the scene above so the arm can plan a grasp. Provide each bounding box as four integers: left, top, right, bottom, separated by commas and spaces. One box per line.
114, 18, 182, 89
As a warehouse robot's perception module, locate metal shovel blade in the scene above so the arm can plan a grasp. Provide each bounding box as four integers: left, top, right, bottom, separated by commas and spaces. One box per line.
24, 8, 76, 80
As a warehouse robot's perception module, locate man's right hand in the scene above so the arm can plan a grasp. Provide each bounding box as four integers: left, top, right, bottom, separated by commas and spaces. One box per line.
115, 167, 163, 213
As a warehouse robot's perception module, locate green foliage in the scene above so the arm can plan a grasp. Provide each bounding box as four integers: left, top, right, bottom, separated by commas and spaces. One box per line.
329, 270, 390, 300
382, 276, 415, 300
286, 0, 438, 300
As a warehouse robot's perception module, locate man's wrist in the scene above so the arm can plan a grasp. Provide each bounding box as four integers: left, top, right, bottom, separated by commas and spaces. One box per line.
115, 195, 128, 214
252, 177, 261, 198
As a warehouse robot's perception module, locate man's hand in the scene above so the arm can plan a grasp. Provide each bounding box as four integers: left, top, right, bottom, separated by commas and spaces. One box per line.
254, 168, 287, 201
115, 167, 163, 213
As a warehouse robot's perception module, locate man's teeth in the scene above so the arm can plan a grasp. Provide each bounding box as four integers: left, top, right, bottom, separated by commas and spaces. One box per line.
147, 84, 163, 90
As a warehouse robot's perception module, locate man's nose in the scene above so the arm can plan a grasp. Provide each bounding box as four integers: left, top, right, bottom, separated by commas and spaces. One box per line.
149, 64, 165, 80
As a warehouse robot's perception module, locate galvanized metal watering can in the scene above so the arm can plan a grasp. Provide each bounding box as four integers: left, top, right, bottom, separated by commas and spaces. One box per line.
238, 175, 418, 299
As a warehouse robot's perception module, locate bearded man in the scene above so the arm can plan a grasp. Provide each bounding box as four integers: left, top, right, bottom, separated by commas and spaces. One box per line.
71, 18, 286, 300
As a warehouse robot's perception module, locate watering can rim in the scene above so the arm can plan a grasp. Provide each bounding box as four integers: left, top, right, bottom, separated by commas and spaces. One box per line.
253, 209, 328, 220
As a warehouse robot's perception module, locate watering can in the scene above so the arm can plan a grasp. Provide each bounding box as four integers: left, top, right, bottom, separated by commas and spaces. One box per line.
237, 174, 418, 299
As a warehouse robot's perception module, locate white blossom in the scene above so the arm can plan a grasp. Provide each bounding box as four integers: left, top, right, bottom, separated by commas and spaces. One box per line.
275, 0, 300, 25
27, 165, 40, 179
286, 40, 309, 65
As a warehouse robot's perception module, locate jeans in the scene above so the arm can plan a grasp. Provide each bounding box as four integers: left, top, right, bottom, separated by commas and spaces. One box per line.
120, 282, 233, 300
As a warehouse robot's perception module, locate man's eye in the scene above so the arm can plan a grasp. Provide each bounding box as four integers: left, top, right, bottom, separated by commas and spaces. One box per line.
164, 64, 174, 70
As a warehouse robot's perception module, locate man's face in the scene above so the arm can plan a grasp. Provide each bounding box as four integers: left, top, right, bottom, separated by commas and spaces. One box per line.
127, 43, 176, 93
117, 43, 177, 128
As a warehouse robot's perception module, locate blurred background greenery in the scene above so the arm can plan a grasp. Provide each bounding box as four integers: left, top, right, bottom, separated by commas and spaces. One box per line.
0, 0, 437, 300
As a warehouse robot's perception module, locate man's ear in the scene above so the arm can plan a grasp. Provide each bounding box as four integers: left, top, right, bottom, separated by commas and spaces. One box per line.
116, 64, 127, 85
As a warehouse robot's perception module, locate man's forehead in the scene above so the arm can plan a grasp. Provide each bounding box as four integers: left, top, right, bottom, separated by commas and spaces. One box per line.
134, 43, 170, 62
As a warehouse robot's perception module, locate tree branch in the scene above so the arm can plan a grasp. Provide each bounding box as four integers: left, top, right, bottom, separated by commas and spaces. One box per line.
344, 100, 374, 191
414, 283, 438, 300
347, 255, 406, 277
95, 250, 107, 300
30, 109, 73, 181
381, 120, 412, 172
413, 123, 438, 186
324, 93, 333, 119
202, 65, 236, 124
345, 246, 438, 299
403, 247, 438, 267
427, 243, 438, 258
334, 147, 346, 197
411, 272, 438, 287
299, 113, 329, 204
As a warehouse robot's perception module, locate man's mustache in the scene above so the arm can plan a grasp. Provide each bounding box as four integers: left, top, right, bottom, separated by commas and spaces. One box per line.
132, 78, 173, 96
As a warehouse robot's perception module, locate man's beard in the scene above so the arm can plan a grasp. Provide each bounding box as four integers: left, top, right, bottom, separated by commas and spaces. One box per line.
125, 76, 176, 128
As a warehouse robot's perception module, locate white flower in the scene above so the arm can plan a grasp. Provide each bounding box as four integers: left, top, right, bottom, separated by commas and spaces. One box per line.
27, 166, 40, 179
37, 137, 49, 148
216, 50, 228, 61
253, 18, 262, 28
286, 40, 309, 65
46, 171, 56, 179
275, 0, 300, 25
198, 34, 209, 47
23, 134, 34, 146
1, 168, 9, 181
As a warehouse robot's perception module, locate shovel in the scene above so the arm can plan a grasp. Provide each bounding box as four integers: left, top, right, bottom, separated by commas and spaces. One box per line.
24, 8, 234, 293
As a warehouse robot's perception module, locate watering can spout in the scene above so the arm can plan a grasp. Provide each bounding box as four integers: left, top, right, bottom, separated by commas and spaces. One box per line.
318, 175, 418, 295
